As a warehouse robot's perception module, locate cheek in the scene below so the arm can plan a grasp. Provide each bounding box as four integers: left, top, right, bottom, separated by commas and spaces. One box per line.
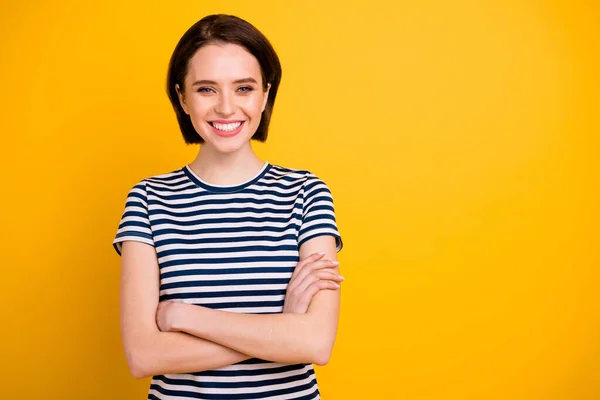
242, 95, 267, 115
187, 98, 212, 117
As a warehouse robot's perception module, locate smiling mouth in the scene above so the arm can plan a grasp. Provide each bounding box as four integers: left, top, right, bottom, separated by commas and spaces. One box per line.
208, 121, 245, 137
209, 121, 244, 132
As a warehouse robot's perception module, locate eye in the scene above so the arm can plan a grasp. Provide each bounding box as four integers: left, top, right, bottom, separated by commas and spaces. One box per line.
237, 86, 254, 93
196, 87, 215, 93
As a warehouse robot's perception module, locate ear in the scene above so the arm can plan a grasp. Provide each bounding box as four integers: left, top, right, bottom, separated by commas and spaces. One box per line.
261, 83, 271, 113
175, 84, 189, 114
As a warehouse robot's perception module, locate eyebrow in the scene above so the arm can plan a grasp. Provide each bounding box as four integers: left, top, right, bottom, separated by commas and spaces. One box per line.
191, 77, 258, 86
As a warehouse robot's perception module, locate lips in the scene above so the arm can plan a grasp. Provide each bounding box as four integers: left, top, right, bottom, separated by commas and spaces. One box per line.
210, 121, 242, 131
208, 121, 245, 137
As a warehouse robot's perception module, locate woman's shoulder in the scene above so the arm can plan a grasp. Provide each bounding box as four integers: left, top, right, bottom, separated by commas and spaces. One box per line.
127, 167, 188, 192
264, 164, 336, 198
267, 163, 323, 183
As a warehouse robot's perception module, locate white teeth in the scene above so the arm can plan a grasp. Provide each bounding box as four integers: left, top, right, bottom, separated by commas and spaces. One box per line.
211, 122, 242, 132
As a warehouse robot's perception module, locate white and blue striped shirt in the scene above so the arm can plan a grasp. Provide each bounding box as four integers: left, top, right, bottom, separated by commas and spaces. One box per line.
113, 162, 342, 400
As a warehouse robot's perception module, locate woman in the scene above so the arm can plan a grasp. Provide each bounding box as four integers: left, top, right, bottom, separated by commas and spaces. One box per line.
113, 14, 343, 399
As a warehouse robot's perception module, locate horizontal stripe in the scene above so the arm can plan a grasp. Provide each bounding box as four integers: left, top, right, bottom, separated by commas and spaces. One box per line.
161, 278, 291, 290
152, 215, 300, 227
161, 266, 295, 278
154, 234, 298, 247
148, 196, 298, 210
153, 225, 299, 237
150, 378, 317, 399
155, 368, 314, 389
158, 289, 285, 301
159, 256, 299, 269
149, 205, 303, 219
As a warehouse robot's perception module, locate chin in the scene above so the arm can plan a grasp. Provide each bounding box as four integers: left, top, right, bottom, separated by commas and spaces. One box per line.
212, 144, 245, 154
205, 137, 252, 154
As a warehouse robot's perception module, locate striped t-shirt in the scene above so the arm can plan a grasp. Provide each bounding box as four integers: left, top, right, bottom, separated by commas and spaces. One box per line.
113, 162, 343, 400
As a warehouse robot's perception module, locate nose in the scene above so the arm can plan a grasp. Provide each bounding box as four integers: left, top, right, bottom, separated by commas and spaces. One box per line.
215, 91, 235, 116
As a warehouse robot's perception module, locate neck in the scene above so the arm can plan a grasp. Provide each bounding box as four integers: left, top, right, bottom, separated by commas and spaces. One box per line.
188, 142, 265, 186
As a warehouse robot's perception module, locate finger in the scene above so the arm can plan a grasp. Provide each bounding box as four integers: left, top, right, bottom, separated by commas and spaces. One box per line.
295, 280, 341, 312
288, 259, 339, 293
291, 252, 326, 280
301, 280, 341, 304
294, 270, 344, 295
289, 262, 337, 294
291, 259, 340, 289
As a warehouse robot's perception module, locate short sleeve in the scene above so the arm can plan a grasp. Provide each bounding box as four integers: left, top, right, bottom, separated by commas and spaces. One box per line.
112, 180, 155, 256
298, 173, 343, 252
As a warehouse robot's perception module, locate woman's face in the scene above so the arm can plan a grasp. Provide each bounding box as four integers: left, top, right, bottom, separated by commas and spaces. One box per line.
176, 43, 270, 154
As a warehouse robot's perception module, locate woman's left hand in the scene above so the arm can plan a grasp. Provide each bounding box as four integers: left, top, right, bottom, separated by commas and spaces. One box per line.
156, 301, 185, 332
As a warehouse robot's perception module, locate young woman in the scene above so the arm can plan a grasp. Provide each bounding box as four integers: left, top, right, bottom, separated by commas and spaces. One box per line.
113, 14, 343, 400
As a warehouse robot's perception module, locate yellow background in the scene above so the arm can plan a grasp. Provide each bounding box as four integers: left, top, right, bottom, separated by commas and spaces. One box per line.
1, 0, 598, 399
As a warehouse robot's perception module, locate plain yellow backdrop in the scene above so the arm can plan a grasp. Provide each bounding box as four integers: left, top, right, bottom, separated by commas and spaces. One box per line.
1, 0, 598, 399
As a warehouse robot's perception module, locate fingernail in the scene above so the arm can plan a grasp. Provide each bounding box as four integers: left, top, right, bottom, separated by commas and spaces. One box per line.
317, 252, 326, 256
331, 260, 339, 265
338, 275, 345, 281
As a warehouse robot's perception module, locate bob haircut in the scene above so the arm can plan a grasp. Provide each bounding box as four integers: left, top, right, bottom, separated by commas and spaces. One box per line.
166, 14, 282, 144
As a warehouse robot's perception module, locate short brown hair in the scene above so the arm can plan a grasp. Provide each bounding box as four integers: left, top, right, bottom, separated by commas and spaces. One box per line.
166, 14, 282, 144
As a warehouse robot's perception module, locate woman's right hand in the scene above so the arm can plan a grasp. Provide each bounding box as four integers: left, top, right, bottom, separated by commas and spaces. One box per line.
282, 252, 343, 314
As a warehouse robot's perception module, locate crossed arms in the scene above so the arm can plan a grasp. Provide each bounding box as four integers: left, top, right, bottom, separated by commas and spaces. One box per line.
119, 235, 342, 379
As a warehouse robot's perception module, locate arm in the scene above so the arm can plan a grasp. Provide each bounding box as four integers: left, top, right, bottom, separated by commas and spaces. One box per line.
119, 240, 251, 378
162, 235, 341, 366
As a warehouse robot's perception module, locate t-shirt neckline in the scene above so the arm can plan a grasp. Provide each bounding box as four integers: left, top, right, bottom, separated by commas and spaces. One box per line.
183, 162, 271, 193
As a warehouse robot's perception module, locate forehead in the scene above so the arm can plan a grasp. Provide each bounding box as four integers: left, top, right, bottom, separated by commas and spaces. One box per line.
186, 43, 262, 84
